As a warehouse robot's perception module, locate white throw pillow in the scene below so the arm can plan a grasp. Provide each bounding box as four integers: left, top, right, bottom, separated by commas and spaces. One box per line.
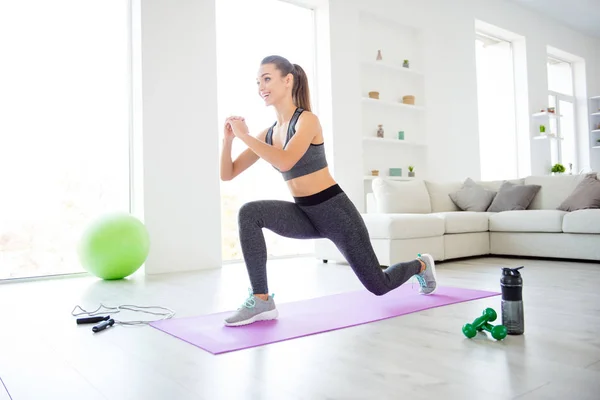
372, 178, 432, 214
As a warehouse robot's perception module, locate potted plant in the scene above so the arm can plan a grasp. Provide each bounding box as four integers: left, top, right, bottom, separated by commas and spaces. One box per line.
551, 163, 565, 175
403, 59, 409, 68
408, 165, 415, 177
539, 125, 546, 133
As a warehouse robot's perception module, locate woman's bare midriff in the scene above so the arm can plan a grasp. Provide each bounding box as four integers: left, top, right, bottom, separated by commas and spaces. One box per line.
285, 167, 338, 197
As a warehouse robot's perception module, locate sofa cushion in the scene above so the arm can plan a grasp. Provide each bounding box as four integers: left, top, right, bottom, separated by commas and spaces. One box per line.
489, 210, 568, 232
372, 178, 432, 214
424, 181, 462, 212
487, 181, 541, 212
557, 173, 600, 211
434, 212, 492, 233
449, 178, 497, 212
562, 209, 600, 234
525, 175, 585, 210
362, 214, 445, 239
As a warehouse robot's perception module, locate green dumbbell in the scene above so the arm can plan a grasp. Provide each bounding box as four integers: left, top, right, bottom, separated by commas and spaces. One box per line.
481, 322, 507, 340
462, 308, 507, 340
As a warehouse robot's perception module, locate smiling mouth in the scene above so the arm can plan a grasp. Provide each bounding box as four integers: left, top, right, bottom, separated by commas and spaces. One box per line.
262, 93, 270, 100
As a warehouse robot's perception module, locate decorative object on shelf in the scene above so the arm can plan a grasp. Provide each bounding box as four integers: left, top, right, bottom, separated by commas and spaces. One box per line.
403, 59, 409, 68
569, 163, 573, 175
408, 165, 415, 177
376, 50, 383, 61
551, 163, 565, 175
376, 124, 384, 138
398, 131, 405, 140
547, 107, 555, 114
371, 169, 379, 176
368, 91, 380, 99
539, 125, 546, 133
597, 122, 600, 129
402, 95, 415, 105
389, 168, 402, 177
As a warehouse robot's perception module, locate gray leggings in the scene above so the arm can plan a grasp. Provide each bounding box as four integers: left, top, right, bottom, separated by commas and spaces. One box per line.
238, 185, 421, 295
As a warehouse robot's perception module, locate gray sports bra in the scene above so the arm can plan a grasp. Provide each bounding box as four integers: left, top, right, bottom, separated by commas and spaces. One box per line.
265, 108, 328, 181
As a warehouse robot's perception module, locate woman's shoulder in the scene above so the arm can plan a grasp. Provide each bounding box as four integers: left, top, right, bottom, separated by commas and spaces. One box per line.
297, 109, 320, 125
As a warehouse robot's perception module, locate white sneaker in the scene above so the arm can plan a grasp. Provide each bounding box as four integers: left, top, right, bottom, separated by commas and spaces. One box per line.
415, 253, 437, 295
224, 288, 279, 327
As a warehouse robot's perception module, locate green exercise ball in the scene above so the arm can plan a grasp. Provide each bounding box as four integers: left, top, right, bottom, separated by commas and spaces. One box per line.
78, 213, 150, 280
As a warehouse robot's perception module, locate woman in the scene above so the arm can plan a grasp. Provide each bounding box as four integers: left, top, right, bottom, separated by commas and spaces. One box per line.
220, 55, 437, 327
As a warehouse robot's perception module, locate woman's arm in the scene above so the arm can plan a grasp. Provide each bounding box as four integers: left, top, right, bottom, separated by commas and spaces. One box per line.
220, 121, 267, 181
229, 113, 320, 171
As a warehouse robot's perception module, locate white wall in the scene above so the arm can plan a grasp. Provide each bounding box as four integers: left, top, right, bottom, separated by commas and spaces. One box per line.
140, 0, 221, 274
325, 0, 600, 209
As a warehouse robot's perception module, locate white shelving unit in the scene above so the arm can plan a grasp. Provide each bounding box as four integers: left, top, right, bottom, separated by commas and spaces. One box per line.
363, 137, 425, 146
531, 111, 562, 142
533, 135, 563, 140
532, 111, 562, 118
362, 97, 424, 111
361, 60, 424, 76
359, 11, 426, 206
364, 176, 415, 181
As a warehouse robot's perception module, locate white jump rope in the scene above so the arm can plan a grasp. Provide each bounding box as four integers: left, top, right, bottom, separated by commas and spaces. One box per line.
72, 303, 175, 333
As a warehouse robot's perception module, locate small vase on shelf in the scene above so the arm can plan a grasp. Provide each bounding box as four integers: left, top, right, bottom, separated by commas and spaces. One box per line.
376, 124, 384, 138
376, 50, 383, 61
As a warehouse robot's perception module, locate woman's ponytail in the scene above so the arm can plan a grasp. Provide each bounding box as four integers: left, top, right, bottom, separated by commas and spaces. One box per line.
291, 63, 311, 112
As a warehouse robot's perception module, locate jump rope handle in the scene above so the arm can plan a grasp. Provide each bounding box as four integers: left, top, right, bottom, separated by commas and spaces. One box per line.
76, 315, 110, 325
92, 318, 115, 333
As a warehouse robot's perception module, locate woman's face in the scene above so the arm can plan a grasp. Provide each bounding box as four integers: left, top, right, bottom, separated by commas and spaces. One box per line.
257, 63, 291, 106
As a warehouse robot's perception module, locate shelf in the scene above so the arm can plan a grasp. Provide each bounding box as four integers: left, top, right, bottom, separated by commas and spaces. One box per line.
593, 146, 600, 149
532, 112, 562, 118
362, 97, 424, 111
591, 129, 600, 133
590, 96, 600, 100
361, 60, 424, 76
363, 137, 425, 146
533, 135, 563, 140
591, 112, 600, 116
364, 176, 415, 181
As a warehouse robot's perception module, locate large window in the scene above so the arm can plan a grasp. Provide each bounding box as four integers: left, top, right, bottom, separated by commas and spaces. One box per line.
475, 33, 519, 181
0, 1, 132, 279
547, 57, 577, 172
216, 0, 317, 262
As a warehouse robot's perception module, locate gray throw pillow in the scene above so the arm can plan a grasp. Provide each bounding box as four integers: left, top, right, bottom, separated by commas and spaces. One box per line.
487, 181, 541, 212
449, 178, 497, 212
557, 173, 600, 211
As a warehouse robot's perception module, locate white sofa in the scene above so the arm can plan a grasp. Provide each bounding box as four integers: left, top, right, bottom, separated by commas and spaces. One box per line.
315, 174, 600, 264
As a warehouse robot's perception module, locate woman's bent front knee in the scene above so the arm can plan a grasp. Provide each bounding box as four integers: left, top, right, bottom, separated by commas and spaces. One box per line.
238, 201, 268, 225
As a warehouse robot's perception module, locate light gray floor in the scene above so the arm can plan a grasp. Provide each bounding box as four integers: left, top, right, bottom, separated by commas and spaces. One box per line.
0, 256, 599, 400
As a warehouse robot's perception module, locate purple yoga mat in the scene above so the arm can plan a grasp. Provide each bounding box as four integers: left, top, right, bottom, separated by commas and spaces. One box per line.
150, 285, 499, 354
